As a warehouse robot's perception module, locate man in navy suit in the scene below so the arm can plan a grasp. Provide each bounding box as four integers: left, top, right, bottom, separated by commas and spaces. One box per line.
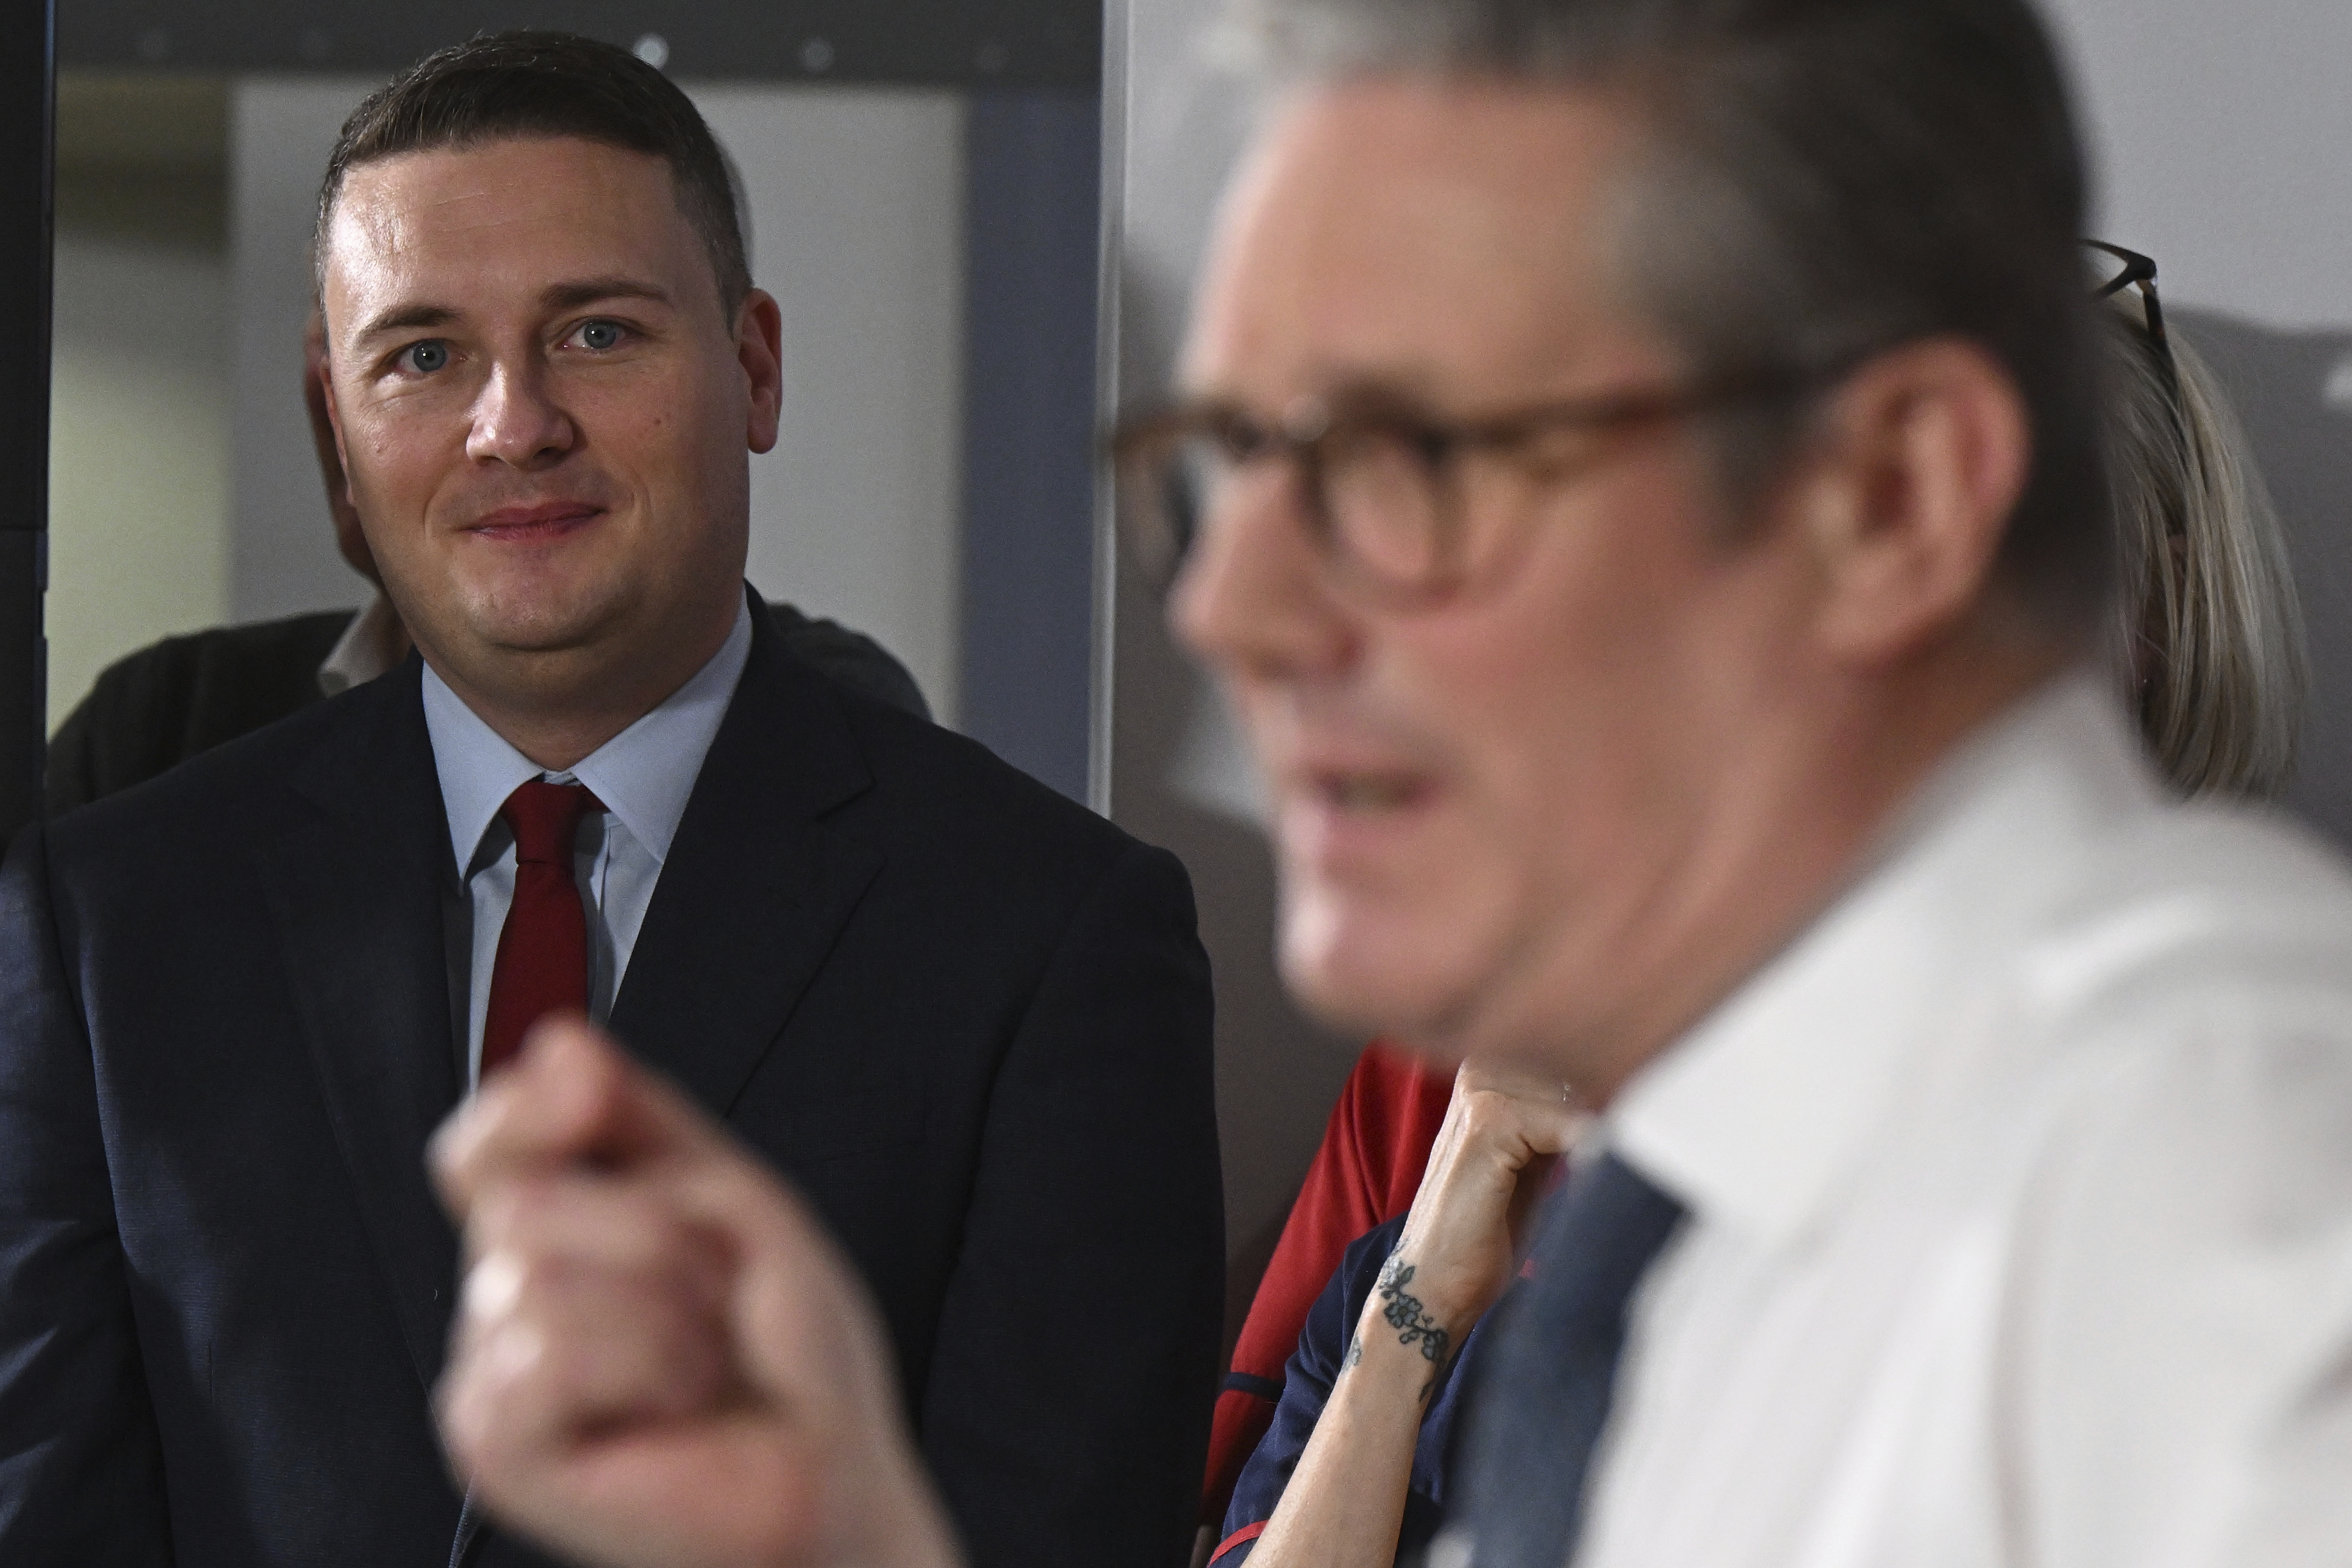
0, 31, 1221, 1568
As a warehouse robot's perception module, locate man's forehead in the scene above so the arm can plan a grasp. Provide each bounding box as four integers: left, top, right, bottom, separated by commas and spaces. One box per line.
1185, 77, 1666, 401
325, 137, 689, 299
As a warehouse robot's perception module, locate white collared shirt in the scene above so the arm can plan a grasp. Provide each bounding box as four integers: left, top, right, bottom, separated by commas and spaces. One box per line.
420, 600, 753, 1088
317, 591, 407, 696
1572, 670, 2352, 1568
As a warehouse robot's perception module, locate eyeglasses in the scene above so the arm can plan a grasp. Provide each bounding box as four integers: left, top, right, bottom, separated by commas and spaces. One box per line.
2086, 239, 2180, 400
1108, 368, 1822, 604
1117, 249, 2181, 606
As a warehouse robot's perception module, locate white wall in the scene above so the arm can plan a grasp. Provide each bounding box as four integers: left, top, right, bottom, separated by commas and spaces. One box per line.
226, 78, 966, 719
225, 76, 377, 629
698, 87, 966, 722
48, 232, 232, 723
2045, 0, 2352, 330
46, 75, 235, 728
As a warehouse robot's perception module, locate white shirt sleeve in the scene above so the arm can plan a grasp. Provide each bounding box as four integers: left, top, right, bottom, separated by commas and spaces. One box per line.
2019, 1003, 2352, 1568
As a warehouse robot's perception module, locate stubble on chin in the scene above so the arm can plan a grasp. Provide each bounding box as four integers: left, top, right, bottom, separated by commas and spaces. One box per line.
453, 561, 643, 659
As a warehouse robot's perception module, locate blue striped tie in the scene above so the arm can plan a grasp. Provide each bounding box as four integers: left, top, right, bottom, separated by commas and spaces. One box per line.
1441, 1153, 1687, 1568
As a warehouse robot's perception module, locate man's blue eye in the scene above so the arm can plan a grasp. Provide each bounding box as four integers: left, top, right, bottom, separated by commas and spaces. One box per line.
404, 341, 448, 374
579, 321, 621, 351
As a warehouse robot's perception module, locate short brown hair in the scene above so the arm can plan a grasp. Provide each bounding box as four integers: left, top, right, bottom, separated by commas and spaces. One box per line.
316, 30, 750, 313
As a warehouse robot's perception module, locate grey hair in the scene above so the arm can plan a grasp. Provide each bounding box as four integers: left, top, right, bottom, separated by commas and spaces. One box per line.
1219, 0, 2112, 629
2102, 305, 2307, 799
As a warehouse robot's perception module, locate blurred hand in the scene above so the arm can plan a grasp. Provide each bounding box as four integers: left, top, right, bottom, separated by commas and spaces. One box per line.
1383, 1062, 1588, 1332
430, 1018, 963, 1568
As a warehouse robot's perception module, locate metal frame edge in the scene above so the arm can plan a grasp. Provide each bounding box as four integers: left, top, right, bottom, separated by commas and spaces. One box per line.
1086, 0, 1128, 818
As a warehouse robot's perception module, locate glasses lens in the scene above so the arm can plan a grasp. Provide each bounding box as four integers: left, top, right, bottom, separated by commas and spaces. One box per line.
1321, 425, 1448, 591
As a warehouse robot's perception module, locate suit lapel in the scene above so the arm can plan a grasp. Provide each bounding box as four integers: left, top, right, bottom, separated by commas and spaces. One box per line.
611, 605, 882, 1116
253, 659, 464, 1395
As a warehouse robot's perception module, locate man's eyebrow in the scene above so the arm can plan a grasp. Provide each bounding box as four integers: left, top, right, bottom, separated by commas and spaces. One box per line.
349, 280, 673, 345
541, 277, 673, 312
354, 303, 459, 343
1177, 366, 1445, 415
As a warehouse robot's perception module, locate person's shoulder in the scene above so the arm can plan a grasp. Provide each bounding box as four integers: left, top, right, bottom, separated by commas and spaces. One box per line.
1938, 800, 2352, 1234
46, 609, 360, 814
821, 680, 1144, 871
2027, 800, 2352, 1021
738, 599, 1144, 880
1997, 801, 2352, 1242
83, 609, 355, 710
763, 600, 931, 722
796, 680, 1208, 956
43, 661, 412, 874
1995, 829, 2352, 1494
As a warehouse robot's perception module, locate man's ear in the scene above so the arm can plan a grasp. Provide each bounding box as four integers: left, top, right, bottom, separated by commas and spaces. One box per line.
737, 289, 785, 456
1793, 337, 2031, 664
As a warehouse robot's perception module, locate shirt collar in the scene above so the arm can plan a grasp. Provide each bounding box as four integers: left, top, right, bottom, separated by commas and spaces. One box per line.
1605, 667, 2165, 1253
318, 591, 407, 696
421, 598, 755, 878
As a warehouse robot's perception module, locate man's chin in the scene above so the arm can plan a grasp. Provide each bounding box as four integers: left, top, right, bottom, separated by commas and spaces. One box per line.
1277, 916, 1487, 1051
479, 623, 608, 658
403, 612, 627, 707
459, 589, 634, 660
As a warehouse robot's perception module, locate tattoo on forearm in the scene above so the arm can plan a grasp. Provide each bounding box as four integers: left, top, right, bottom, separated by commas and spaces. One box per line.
1374, 1253, 1451, 1369
1337, 1253, 1453, 1404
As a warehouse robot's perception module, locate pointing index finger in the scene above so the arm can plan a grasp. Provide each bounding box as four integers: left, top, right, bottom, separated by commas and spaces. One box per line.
429, 1017, 708, 1221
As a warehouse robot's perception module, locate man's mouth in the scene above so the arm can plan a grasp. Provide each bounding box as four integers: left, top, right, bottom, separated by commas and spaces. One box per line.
1314, 771, 1430, 812
467, 502, 605, 541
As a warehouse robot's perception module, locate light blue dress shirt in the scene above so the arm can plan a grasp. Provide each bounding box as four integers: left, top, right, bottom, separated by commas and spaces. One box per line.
421, 600, 753, 1088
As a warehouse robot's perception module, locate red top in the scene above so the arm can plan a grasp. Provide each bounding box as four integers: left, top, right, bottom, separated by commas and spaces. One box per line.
1200, 1043, 1453, 1527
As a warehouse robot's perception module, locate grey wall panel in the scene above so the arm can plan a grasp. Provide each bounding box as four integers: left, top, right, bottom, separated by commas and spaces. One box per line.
960, 89, 1101, 804
61, 0, 1099, 87
705, 85, 967, 723
1105, 0, 1360, 1350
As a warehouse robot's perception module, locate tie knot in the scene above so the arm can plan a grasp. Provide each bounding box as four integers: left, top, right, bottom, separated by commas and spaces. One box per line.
499, 779, 604, 865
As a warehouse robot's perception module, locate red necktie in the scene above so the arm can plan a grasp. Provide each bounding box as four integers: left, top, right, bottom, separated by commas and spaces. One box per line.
480, 779, 605, 1079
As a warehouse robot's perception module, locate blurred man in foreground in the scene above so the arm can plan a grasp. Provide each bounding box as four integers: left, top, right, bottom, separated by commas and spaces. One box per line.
430, 0, 2352, 1564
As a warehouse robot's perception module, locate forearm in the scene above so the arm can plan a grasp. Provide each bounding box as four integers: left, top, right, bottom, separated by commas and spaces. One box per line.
1246, 1261, 1462, 1568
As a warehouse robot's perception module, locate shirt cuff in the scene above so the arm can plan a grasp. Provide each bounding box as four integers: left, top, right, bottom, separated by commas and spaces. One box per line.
1210, 1522, 1268, 1566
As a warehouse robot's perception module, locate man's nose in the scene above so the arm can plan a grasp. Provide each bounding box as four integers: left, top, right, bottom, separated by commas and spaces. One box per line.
467, 360, 577, 469
1168, 464, 1359, 684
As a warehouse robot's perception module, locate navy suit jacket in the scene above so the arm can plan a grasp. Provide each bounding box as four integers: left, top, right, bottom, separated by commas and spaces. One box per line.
0, 600, 1224, 1568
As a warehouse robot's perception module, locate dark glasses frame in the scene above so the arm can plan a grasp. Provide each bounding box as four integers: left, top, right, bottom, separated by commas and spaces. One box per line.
2086, 239, 2181, 402
1111, 245, 2189, 602
1105, 366, 1827, 603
